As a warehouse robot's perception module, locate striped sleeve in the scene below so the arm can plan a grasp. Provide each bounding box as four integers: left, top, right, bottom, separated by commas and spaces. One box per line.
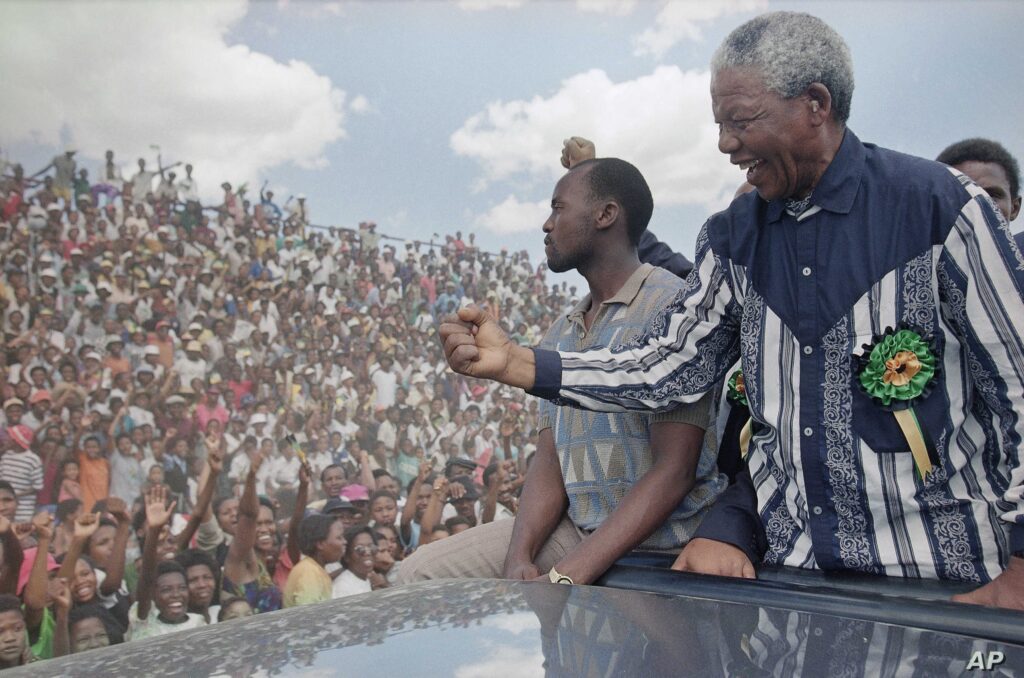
940, 183, 1024, 549
530, 224, 741, 413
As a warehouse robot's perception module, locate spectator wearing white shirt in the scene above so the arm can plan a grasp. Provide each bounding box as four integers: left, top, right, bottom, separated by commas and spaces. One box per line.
370, 356, 398, 409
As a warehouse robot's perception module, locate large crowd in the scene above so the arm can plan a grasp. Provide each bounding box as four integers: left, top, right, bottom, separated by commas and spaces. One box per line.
0, 149, 558, 664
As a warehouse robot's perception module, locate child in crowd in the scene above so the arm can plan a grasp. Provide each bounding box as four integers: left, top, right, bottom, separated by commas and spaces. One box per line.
58, 460, 82, 502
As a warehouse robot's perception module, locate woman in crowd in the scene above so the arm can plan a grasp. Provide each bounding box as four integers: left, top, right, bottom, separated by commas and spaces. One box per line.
283, 514, 345, 608
222, 457, 282, 613
331, 526, 386, 599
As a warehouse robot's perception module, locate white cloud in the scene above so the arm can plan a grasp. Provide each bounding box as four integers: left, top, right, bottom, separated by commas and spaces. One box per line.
0, 0, 347, 202
276, 0, 345, 18
457, 0, 526, 10
481, 611, 542, 634
576, 0, 637, 16
350, 95, 371, 114
633, 0, 767, 58
455, 646, 545, 678
474, 195, 550, 235
451, 66, 739, 214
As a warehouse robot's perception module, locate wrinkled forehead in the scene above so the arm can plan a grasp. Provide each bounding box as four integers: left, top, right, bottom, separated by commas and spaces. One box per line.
711, 67, 773, 114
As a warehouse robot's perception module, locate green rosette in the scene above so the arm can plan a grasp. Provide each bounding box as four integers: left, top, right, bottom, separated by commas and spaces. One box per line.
856, 328, 937, 409
853, 325, 942, 478
726, 369, 748, 407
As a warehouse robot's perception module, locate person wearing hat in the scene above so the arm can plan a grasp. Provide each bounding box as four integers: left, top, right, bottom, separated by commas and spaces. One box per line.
323, 497, 361, 532
2, 399, 25, 430
139, 344, 165, 381
21, 391, 51, 432
148, 321, 175, 369
0, 425, 41, 521
102, 334, 130, 378
339, 484, 372, 524
286, 193, 309, 229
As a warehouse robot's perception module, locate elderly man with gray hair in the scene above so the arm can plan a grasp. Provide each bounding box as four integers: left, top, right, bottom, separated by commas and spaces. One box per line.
440, 11, 1024, 610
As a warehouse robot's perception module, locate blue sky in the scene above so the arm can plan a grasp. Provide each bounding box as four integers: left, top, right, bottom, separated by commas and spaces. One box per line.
3, 0, 1022, 274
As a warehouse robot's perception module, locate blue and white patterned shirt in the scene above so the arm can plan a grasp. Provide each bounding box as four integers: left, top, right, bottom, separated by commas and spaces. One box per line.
530, 130, 1024, 583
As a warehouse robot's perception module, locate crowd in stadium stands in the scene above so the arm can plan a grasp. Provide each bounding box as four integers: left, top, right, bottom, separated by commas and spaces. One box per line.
0, 148, 562, 663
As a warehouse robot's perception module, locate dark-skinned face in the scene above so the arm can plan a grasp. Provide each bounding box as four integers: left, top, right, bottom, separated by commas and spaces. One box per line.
153, 571, 189, 621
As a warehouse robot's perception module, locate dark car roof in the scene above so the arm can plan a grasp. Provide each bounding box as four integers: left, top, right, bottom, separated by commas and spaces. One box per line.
15, 576, 1024, 677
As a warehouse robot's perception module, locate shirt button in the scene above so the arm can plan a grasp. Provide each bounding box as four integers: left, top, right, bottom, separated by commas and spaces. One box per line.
803, 345, 813, 356
802, 267, 812, 276
812, 506, 823, 516
803, 427, 813, 437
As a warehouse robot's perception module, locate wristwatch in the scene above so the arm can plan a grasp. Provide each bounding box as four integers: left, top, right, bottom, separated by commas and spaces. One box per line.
548, 567, 574, 585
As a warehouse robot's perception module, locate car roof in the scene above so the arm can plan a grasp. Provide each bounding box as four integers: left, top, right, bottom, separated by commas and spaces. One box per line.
16, 576, 1024, 676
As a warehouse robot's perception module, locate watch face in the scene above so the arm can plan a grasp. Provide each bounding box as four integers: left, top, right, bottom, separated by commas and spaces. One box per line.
556, 576, 573, 585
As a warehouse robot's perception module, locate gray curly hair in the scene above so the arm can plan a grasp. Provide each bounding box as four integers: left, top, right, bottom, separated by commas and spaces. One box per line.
711, 12, 854, 123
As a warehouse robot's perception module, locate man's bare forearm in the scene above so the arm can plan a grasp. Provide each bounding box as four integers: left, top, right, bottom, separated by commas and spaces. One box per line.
504, 430, 566, 571
552, 421, 703, 584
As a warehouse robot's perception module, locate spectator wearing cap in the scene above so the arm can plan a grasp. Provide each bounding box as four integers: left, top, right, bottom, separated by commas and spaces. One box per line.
102, 334, 129, 378
148, 320, 175, 369
0, 424, 41, 521
156, 395, 194, 444
322, 497, 360, 531
2, 398, 25, 431
175, 341, 206, 394
21, 391, 51, 432
339, 484, 371, 525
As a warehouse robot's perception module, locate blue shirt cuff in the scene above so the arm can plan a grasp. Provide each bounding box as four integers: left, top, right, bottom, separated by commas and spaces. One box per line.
526, 348, 562, 400
1010, 523, 1024, 555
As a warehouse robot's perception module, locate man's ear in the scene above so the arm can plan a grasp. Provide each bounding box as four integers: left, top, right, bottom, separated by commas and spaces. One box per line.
1010, 195, 1022, 223
806, 83, 833, 126
594, 201, 620, 232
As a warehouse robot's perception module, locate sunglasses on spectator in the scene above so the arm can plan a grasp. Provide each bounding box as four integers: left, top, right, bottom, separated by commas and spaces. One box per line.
353, 545, 379, 556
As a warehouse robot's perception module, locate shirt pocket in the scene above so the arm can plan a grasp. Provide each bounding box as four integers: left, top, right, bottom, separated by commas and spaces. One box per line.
849, 365, 951, 457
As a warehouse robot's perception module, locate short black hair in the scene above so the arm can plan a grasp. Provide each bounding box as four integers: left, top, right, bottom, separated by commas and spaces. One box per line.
482, 462, 501, 488
320, 464, 343, 482
175, 549, 219, 579
936, 138, 1020, 199
155, 560, 186, 581
257, 496, 275, 515
69, 603, 124, 645
56, 498, 83, 523
217, 596, 250, 622
406, 474, 434, 495
213, 495, 236, 515
298, 514, 338, 557
444, 516, 472, 531
0, 481, 14, 496
342, 525, 376, 565
574, 158, 654, 246
369, 490, 397, 504
0, 594, 23, 616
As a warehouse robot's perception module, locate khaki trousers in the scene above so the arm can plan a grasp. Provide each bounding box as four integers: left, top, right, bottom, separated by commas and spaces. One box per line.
395, 513, 586, 584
